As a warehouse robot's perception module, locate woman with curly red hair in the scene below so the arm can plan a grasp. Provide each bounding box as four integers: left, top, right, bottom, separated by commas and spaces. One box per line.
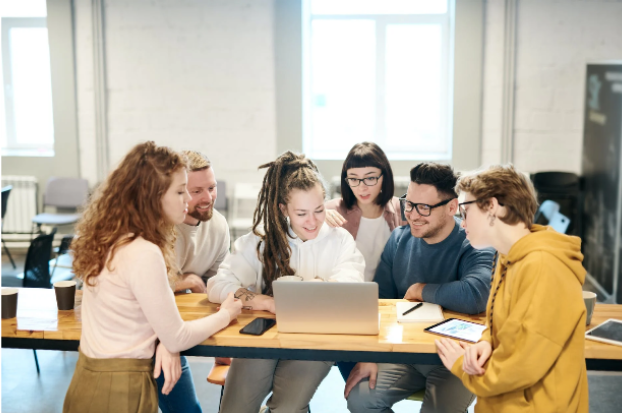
63, 142, 242, 413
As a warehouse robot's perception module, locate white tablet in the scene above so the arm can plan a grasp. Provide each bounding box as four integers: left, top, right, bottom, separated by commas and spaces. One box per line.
586, 319, 622, 347
424, 318, 487, 343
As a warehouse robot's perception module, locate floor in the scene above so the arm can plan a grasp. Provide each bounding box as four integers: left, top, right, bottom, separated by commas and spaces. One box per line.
3, 251, 622, 412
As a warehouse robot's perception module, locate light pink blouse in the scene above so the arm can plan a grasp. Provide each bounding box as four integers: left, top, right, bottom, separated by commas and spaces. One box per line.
80, 236, 230, 359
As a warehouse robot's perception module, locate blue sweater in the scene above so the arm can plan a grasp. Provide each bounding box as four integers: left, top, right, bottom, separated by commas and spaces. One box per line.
373, 219, 494, 314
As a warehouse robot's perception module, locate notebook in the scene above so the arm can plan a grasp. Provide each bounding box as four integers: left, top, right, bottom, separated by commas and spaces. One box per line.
396, 302, 444, 323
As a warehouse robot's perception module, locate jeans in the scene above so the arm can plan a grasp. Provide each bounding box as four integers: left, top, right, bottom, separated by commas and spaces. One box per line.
337, 361, 356, 381
156, 355, 202, 413
347, 363, 475, 413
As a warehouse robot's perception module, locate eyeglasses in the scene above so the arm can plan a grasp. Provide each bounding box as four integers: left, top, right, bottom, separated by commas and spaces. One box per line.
399, 194, 456, 217
458, 199, 504, 220
345, 174, 383, 187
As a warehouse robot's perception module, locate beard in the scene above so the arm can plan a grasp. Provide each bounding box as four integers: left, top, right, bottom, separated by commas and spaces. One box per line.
409, 215, 450, 240
188, 204, 213, 222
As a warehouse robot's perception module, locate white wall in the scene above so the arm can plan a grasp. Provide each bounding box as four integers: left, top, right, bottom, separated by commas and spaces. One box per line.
74, 0, 277, 189
481, 0, 622, 173
72, 0, 622, 188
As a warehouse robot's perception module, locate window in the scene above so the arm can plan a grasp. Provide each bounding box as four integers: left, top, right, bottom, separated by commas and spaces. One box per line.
302, 0, 454, 160
1, 0, 54, 156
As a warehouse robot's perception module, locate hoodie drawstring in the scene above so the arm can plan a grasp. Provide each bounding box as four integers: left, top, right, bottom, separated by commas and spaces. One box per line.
489, 251, 510, 336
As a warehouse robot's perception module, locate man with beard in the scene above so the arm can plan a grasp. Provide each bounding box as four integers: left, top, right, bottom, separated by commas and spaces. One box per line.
157, 150, 230, 413
173, 150, 230, 293
345, 162, 494, 413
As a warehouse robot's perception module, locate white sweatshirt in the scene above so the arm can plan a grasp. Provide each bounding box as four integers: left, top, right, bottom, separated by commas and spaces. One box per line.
206, 224, 365, 303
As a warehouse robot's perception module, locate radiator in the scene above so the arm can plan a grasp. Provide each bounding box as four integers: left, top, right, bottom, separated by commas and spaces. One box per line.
1, 175, 38, 234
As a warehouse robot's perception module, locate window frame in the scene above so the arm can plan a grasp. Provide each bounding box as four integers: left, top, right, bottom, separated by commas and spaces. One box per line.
301, 1, 455, 161
1, 16, 55, 155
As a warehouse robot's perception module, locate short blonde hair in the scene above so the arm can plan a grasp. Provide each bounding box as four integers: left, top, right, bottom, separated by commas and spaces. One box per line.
456, 165, 538, 227
182, 150, 211, 172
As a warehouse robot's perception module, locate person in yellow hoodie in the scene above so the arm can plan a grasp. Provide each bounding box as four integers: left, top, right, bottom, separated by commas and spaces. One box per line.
435, 164, 589, 413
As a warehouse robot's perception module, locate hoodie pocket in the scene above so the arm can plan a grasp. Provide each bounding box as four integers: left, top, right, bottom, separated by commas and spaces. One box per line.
501, 389, 533, 412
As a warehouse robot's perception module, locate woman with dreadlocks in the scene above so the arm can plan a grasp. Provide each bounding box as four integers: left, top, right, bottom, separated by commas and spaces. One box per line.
435, 165, 588, 413
207, 151, 365, 413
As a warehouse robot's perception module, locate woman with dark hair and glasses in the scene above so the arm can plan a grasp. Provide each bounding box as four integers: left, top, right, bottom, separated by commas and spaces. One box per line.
436, 165, 588, 413
325, 142, 406, 282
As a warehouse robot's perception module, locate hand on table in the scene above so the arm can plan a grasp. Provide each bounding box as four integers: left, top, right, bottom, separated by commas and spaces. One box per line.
344, 362, 378, 399
325, 209, 347, 228
154, 343, 181, 395
462, 340, 491, 375
219, 292, 243, 322
175, 273, 206, 294
435, 338, 466, 372
404, 283, 426, 301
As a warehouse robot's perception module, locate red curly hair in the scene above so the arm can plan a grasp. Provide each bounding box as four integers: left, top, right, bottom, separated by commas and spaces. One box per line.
72, 141, 187, 287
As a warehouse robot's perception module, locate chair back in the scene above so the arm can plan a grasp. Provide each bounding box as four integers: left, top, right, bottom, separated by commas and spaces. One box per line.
230, 183, 262, 232
534, 200, 571, 234
57, 235, 74, 256
214, 180, 227, 213
1, 185, 12, 220
44, 177, 89, 209
23, 229, 57, 289
535, 200, 560, 222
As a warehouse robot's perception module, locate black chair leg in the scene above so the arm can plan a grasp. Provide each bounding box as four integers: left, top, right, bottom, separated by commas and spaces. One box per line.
2, 239, 16, 269
219, 385, 224, 413
51, 255, 59, 279
33, 350, 40, 374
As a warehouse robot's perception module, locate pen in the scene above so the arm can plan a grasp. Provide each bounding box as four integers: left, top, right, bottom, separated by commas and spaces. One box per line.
402, 302, 423, 316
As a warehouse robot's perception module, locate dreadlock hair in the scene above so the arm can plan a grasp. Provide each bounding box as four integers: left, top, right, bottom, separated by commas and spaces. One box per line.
252, 151, 326, 295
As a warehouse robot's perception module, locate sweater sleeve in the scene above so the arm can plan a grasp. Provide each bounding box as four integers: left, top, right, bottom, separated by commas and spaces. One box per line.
373, 230, 399, 299
326, 229, 365, 283
126, 245, 231, 354
422, 245, 494, 314
450, 254, 583, 397
206, 233, 261, 303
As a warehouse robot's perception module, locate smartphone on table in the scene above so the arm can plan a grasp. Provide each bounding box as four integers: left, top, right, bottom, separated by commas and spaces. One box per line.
239, 317, 277, 335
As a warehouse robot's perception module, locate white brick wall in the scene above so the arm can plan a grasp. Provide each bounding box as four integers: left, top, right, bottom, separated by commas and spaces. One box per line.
75, 0, 277, 190
482, 0, 622, 174
74, 0, 622, 185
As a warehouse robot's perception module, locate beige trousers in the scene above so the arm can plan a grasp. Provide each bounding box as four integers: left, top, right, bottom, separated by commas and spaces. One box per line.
219, 358, 333, 413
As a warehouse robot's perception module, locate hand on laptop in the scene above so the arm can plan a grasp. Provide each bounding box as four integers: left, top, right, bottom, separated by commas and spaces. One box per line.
344, 362, 378, 399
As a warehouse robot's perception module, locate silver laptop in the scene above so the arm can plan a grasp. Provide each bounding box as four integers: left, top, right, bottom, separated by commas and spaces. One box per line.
272, 281, 379, 335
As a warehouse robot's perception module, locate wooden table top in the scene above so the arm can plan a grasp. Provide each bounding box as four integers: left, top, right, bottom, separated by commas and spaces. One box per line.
3, 288, 622, 362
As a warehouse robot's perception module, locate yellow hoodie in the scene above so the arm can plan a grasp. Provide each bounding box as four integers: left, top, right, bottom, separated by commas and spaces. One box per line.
451, 225, 589, 413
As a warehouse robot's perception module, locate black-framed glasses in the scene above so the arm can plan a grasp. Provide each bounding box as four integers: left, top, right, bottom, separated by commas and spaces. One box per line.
458, 199, 504, 220
345, 174, 383, 187
399, 194, 456, 217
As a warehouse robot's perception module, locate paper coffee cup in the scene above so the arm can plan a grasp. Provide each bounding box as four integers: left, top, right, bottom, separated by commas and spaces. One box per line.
583, 291, 597, 326
1, 288, 19, 319
276, 275, 303, 282
54, 280, 77, 311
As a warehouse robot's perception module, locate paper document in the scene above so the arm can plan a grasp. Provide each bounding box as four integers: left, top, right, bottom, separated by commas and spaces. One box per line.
396, 302, 444, 323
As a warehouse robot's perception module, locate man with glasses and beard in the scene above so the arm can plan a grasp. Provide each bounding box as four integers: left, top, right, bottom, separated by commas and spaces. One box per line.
345, 162, 494, 413
156, 150, 231, 413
